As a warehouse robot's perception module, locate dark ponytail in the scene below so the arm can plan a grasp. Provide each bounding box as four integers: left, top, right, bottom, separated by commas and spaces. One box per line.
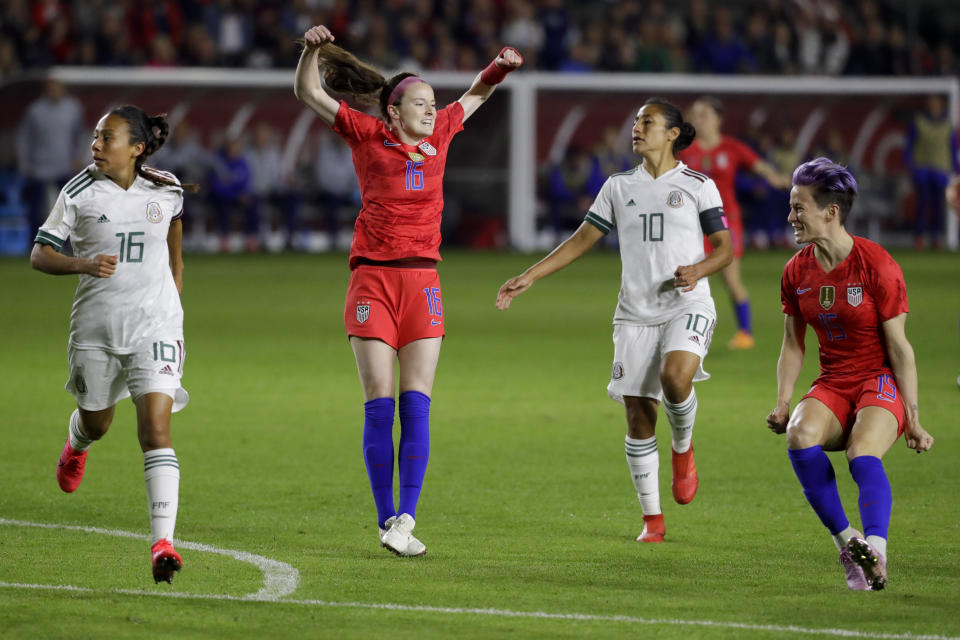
643, 97, 696, 153
300, 40, 419, 121
109, 105, 199, 193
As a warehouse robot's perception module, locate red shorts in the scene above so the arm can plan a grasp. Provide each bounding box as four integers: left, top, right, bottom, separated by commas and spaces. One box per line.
802, 371, 906, 436
344, 262, 445, 350
703, 211, 744, 258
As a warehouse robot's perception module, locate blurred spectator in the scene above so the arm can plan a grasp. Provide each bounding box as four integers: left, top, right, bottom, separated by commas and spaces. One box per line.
501, 0, 543, 66
313, 129, 357, 245
16, 77, 86, 240
904, 94, 958, 249
700, 7, 755, 74
246, 122, 302, 250
544, 144, 597, 234
209, 136, 255, 252
152, 120, 213, 239
537, 0, 570, 71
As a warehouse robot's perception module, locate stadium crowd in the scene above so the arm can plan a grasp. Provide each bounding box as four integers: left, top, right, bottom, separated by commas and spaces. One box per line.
0, 0, 956, 79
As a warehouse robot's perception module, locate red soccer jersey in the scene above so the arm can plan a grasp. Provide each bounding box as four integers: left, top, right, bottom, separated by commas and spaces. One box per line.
679, 136, 759, 221
333, 100, 465, 269
780, 236, 909, 383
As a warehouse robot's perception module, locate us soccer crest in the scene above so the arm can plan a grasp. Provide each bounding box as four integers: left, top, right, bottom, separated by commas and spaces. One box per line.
418, 141, 437, 156
667, 190, 683, 208
819, 286, 835, 310
146, 202, 163, 223
356, 301, 370, 324
847, 286, 863, 307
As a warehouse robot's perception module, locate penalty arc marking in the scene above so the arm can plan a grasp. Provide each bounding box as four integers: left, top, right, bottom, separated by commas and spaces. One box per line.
1, 519, 957, 640
0, 518, 299, 600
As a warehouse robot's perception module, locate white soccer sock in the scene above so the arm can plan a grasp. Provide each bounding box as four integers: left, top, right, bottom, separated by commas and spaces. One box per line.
144, 448, 180, 544
866, 535, 887, 560
625, 435, 660, 515
68, 409, 95, 452
663, 389, 697, 454
832, 526, 859, 551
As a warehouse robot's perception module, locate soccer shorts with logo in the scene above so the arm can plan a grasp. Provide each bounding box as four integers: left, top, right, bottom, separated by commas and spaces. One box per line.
344, 264, 445, 350
607, 304, 716, 404
66, 340, 189, 412
803, 370, 906, 436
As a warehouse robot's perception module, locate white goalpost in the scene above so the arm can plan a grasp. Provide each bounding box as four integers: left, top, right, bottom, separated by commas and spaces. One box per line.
50, 67, 960, 251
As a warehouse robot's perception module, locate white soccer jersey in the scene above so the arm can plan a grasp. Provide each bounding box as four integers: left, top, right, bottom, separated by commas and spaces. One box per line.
36, 165, 185, 354
585, 161, 724, 325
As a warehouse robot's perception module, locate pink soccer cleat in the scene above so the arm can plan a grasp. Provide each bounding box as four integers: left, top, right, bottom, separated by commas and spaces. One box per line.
151, 539, 183, 584
847, 537, 887, 591
838, 546, 870, 590
671, 445, 699, 505
636, 514, 665, 543
56, 440, 88, 493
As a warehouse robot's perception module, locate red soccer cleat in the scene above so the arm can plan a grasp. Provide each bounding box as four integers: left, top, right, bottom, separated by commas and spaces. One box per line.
56, 440, 88, 493
671, 445, 699, 505
151, 539, 183, 584
636, 514, 665, 543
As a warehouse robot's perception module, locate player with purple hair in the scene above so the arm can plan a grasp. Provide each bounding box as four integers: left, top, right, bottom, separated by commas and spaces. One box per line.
766, 157, 933, 591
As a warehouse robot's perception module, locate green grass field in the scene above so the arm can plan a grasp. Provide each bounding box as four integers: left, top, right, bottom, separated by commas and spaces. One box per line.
1, 249, 958, 639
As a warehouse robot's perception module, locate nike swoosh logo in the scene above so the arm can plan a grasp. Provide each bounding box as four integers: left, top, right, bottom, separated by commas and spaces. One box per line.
863, 500, 881, 508
430, 320, 442, 325
383, 140, 401, 147
797, 288, 811, 294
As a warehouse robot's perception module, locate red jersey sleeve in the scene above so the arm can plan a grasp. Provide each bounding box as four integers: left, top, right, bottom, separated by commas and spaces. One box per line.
332, 100, 382, 147
781, 253, 800, 316
729, 137, 761, 171
868, 247, 909, 321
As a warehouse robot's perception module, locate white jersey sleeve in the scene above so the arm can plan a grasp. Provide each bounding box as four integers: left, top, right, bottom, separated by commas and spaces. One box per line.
35, 173, 87, 251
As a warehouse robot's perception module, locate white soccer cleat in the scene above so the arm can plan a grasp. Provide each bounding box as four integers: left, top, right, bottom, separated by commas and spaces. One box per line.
381, 513, 426, 557
378, 516, 397, 543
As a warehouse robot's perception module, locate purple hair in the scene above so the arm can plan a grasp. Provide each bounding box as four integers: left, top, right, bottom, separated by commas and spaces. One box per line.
792, 157, 858, 223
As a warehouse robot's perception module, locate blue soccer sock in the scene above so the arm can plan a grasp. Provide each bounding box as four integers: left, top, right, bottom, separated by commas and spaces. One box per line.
734, 300, 752, 334
362, 397, 396, 529
849, 455, 892, 541
788, 446, 850, 535
398, 390, 431, 520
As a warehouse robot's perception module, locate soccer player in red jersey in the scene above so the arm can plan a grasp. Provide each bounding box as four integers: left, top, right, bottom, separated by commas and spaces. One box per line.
681, 97, 791, 350
766, 157, 934, 591
294, 25, 522, 556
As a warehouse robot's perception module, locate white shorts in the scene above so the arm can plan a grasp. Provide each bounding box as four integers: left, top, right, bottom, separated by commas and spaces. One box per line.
65, 339, 189, 412
607, 306, 716, 404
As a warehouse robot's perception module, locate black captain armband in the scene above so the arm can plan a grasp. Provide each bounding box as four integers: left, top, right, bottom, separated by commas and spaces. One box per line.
699, 207, 728, 235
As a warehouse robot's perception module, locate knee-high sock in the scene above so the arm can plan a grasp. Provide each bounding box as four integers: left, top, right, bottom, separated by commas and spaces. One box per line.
663, 389, 696, 454
625, 435, 660, 515
734, 300, 752, 334
363, 397, 396, 528
788, 446, 849, 535
849, 455, 892, 542
144, 448, 180, 544
69, 409, 95, 452
398, 391, 430, 519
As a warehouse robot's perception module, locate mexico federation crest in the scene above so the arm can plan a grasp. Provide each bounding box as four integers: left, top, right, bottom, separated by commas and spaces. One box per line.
418, 141, 437, 156
819, 285, 835, 310
146, 202, 163, 223
356, 301, 370, 324
612, 361, 624, 380
73, 372, 87, 394
667, 190, 683, 208
847, 286, 863, 307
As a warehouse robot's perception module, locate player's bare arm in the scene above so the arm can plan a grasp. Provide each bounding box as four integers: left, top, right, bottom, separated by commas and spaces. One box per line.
167, 218, 184, 294
496, 221, 604, 310
882, 313, 933, 452
753, 159, 793, 189
767, 314, 807, 433
30, 243, 117, 278
458, 47, 523, 122
674, 228, 733, 293
294, 26, 340, 127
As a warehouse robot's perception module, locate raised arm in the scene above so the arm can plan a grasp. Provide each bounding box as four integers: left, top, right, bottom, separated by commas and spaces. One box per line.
294, 26, 341, 127
766, 314, 807, 434
167, 218, 183, 294
495, 221, 604, 310
882, 313, 933, 451
30, 243, 117, 278
458, 47, 523, 123
752, 159, 793, 189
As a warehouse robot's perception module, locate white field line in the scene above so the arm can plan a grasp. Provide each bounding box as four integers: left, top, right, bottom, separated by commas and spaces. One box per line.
1, 581, 958, 640
2, 519, 957, 640
0, 518, 298, 600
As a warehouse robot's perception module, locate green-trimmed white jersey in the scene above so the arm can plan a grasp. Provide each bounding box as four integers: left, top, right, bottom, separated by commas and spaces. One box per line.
585, 161, 724, 325
36, 165, 185, 354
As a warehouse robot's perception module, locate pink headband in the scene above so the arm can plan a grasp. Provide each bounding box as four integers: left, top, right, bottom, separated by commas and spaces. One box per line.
387, 76, 425, 106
